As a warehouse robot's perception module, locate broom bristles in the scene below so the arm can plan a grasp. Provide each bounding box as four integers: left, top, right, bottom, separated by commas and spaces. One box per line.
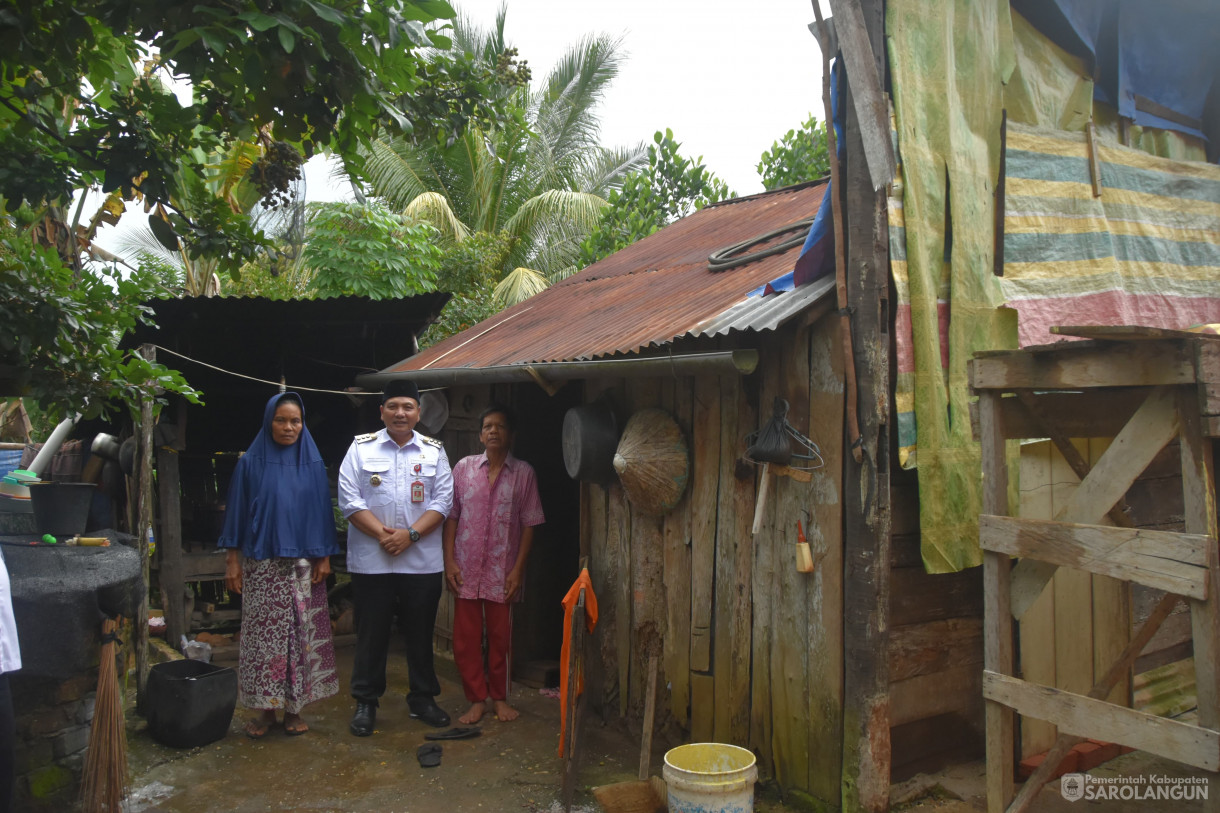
81, 617, 128, 813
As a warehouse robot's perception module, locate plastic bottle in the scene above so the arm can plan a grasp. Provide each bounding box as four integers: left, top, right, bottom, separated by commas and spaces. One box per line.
146, 526, 156, 557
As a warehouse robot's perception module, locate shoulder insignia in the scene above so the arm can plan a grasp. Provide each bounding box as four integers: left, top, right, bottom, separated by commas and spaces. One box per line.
418, 433, 444, 448
355, 432, 378, 443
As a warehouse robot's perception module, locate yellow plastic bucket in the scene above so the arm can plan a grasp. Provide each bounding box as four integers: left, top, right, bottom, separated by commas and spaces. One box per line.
663, 743, 757, 813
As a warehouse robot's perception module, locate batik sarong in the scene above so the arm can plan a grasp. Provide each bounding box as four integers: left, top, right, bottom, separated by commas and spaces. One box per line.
237, 557, 338, 714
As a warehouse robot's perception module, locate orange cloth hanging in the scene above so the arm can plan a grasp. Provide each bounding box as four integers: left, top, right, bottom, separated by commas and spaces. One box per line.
558, 567, 598, 758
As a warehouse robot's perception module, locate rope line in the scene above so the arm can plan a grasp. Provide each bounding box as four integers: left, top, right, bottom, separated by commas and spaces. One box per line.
150, 345, 382, 396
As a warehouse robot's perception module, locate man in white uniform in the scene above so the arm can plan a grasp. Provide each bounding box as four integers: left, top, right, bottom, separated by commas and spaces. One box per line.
339, 379, 453, 736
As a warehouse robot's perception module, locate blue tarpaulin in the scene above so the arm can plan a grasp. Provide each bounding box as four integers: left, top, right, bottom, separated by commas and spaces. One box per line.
1012, 0, 1220, 144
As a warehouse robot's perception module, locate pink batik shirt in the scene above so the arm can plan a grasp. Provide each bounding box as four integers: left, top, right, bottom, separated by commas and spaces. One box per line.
450, 452, 545, 603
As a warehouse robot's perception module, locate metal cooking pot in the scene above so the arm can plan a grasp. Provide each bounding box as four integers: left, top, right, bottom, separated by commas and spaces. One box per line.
561, 400, 619, 485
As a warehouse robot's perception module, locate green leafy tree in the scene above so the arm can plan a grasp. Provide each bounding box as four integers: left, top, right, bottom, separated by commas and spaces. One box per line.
0, 0, 507, 271
580, 129, 733, 266
361, 8, 645, 306
420, 231, 512, 347
303, 202, 443, 299
757, 113, 831, 191
0, 231, 199, 420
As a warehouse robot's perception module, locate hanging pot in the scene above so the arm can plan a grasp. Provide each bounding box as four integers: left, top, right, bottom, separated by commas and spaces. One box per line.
562, 400, 619, 485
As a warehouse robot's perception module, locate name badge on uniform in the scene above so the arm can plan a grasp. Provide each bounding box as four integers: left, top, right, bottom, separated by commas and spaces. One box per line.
411, 480, 424, 503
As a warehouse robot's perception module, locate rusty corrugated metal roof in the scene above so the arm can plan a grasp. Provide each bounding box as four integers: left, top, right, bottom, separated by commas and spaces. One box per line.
387, 182, 829, 374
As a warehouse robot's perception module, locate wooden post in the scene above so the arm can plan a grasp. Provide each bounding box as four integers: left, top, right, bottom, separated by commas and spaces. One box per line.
157, 446, 188, 646
135, 344, 155, 711
837, 0, 893, 807
979, 391, 1014, 813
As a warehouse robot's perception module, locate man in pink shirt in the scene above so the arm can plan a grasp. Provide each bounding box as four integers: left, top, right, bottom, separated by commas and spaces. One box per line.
443, 404, 545, 724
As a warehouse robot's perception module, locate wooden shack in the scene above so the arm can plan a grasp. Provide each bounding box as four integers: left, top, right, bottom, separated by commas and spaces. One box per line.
122, 294, 447, 646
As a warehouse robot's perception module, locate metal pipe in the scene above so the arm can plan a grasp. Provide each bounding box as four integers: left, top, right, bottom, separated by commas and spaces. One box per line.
355, 350, 759, 391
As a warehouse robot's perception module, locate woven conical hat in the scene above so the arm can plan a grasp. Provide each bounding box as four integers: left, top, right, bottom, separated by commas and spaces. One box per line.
612, 408, 689, 515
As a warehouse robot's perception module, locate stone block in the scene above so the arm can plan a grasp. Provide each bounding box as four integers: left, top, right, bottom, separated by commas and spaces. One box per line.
51, 724, 90, 760
20, 708, 67, 739
55, 676, 95, 704
75, 697, 96, 726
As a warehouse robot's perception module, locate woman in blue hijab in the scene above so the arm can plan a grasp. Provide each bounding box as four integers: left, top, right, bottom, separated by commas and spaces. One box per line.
219, 392, 340, 737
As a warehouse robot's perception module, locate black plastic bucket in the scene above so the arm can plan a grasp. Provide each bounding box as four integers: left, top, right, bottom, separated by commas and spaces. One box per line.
146, 659, 238, 748
27, 482, 95, 536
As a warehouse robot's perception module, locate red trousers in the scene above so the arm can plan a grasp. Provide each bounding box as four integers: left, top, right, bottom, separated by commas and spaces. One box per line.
453, 597, 512, 703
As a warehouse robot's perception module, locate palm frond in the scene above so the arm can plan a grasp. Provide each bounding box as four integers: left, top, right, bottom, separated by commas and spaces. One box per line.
493, 266, 548, 306
502, 189, 607, 244
361, 137, 444, 211
576, 143, 649, 197
404, 192, 470, 243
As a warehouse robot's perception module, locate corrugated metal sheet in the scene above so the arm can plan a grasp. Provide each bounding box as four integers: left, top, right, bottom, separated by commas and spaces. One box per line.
389, 182, 831, 374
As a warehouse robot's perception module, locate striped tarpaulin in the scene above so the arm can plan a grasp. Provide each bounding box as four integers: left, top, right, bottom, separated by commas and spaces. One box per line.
1001, 122, 1220, 348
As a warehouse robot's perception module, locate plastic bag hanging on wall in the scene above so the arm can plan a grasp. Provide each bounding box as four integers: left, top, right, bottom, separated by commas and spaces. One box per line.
746, 398, 795, 465
745, 397, 824, 470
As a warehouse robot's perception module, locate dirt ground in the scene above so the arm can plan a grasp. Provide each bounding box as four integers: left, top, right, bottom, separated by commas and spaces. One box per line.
125, 638, 1215, 812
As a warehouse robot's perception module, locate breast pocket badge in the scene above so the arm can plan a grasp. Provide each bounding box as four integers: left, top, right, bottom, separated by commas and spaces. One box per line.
370, 474, 382, 487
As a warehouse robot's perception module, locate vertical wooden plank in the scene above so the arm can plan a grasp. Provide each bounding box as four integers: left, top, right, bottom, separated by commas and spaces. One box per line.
135, 347, 157, 711
1089, 437, 1131, 709
609, 482, 632, 718
626, 378, 664, 718
1018, 441, 1057, 757
585, 481, 612, 717
713, 372, 742, 743
838, 1, 892, 809
729, 363, 757, 748
156, 447, 188, 645
664, 378, 694, 730
690, 375, 721, 677
808, 316, 845, 801
769, 332, 811, 790
980, 391, 1014, 813
753, 340, 784, 778
1052, 440, 1094, 698
1179, 387, 1220, 730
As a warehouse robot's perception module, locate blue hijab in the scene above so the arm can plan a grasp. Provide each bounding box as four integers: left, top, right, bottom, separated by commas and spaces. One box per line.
218, 392, 339, 560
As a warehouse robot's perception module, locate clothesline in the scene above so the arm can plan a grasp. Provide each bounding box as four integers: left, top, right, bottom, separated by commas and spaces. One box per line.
149, 345, 390, 396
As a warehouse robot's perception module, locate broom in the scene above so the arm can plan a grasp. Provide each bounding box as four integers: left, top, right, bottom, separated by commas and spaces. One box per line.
80, 613, 128, 813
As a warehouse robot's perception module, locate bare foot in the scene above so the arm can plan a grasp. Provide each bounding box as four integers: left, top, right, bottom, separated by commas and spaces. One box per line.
283, 712, 309, 735
458, 701, 488, 725
493, 700, 519, 722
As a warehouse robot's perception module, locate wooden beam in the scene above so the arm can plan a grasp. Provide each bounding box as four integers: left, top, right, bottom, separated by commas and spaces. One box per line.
1005, 592, 1183, 813
1178, 387, 1220, 732
689, 376, 719, 674
970, 342, 1195, 391
839, 0, 892, 803
981, 515, 1209, 599
1009, 386, 1181, 620
1196, 341, 1220, 420
826, 0, 896, 191
135, 344, 156, 712
970, 389, 1147, 440
980, 392, 1015, 813
156, 446, 188, 646
982, 671, 1220, 772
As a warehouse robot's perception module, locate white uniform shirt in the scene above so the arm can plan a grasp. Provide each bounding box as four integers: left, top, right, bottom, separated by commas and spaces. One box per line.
0, 552, 21, 675
338, 428, 453, 575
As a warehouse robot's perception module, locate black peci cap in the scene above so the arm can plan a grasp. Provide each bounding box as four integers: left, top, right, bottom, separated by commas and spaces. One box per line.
381, 379, 420, 404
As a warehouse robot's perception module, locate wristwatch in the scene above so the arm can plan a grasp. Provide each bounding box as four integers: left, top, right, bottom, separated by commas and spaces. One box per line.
408, 527, 420, 543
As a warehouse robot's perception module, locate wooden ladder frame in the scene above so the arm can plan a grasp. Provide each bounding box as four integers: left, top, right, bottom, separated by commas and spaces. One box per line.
971, 333, 1220, 813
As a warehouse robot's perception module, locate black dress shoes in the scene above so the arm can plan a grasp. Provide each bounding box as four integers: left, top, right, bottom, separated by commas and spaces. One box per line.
409, 700, 451, 728
350, 702, 376, 736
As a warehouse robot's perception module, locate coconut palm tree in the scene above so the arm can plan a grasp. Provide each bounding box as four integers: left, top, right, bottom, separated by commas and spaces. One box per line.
359, 6, 645, 305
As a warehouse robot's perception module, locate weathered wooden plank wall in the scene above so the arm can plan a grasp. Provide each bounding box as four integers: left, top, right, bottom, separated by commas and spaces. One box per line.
580, 318, 846, 802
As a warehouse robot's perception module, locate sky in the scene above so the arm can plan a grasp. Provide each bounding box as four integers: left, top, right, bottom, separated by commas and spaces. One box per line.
445, 0, 828, 196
